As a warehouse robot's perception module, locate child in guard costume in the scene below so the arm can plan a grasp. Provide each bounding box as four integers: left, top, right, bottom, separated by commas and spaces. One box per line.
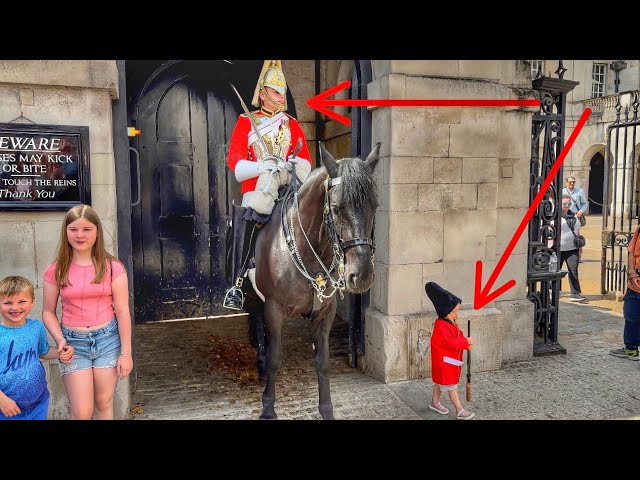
425, 282, 475, 419
223, 60, 312, 310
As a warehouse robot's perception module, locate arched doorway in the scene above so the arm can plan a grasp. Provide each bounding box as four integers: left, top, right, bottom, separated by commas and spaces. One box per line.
588, 152, 604, 214
127, 60, 376, 418
126, 60, 284, 322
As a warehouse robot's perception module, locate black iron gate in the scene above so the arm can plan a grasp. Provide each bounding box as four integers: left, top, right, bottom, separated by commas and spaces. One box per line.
527, 62, 578, 356
601, 93, 640, 294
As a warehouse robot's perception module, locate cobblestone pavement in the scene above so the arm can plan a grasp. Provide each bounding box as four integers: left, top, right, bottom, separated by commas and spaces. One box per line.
131, 314, 419, 420
395, 300, 640, 420
131, 297, 640, 420
130, 213, 640, 420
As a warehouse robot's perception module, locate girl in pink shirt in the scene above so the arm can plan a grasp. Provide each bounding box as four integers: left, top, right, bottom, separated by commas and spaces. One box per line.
42, 204, 133, 420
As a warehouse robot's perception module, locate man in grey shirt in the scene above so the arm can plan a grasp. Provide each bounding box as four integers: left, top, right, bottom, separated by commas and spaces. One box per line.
562, 175, 588, 263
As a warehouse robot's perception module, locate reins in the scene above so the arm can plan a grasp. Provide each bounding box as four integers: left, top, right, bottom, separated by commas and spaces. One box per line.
281, 167, 375, 310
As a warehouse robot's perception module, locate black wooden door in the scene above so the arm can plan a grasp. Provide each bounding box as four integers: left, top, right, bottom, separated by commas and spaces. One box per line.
588, 152, 604, 214
130, 66, 237, 322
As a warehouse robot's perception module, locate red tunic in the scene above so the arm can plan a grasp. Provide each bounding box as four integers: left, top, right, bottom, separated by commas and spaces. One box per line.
227, 110, 312, 194
430, 318, 470, 385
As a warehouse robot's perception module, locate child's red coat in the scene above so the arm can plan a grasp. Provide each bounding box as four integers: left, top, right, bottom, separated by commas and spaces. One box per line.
430, 318, 470, 385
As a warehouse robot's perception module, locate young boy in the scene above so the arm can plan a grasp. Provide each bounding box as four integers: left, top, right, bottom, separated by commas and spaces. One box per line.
425, 282, 475, 420
0, 276, 74, 420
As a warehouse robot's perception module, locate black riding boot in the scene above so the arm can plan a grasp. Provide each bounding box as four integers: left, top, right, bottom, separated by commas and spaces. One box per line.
223, 207, 257, 311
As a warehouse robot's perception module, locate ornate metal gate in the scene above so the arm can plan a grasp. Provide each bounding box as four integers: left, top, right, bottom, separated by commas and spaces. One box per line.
527, 62, 578, 356
601, 93, 640, 294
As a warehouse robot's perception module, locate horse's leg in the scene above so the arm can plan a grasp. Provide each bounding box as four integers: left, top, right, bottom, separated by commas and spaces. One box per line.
246, 294, 267, 381
312, 300, 337, 420
260, 298, 283, 420
254, 307, 267, 381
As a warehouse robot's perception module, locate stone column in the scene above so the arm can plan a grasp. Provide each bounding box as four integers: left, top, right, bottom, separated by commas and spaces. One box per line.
608, 92, 639, 220
361, 60, 537, 382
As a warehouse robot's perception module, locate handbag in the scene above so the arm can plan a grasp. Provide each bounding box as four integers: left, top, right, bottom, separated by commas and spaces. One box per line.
573, 233, 586, 248
568, 217, 586, 248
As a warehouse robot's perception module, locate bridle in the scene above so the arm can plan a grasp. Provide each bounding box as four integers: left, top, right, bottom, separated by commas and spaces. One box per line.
281, 174, 375, 303
323, 177, 375, 253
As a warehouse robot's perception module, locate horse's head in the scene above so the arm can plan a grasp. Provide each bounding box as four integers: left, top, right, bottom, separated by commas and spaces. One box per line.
320, 142, 380, 293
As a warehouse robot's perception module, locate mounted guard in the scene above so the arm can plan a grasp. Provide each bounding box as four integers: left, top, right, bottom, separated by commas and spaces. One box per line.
224, 60, 312, 310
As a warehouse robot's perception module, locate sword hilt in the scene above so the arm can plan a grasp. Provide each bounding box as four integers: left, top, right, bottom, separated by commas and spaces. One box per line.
289, 138, 303, 161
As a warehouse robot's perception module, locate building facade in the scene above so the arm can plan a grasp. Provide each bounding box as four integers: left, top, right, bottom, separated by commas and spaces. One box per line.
533, 60, 640, 217
0, 60, 539, 418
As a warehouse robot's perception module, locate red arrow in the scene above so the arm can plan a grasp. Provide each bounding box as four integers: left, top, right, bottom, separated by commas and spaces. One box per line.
307, 81, 541, 125
473, 108, 592, 310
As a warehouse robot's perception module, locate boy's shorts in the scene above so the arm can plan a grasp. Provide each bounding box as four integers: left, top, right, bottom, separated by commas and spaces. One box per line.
59, 318, 121, 376
0, 394, 49, 420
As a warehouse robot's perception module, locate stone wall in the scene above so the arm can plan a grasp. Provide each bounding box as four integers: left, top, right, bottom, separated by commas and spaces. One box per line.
0, 60, 129, 418
283, 61, 317, 162
361, 60, 536, 382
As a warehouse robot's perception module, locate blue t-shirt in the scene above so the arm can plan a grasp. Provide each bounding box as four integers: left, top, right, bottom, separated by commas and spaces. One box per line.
0, 318, 50, 411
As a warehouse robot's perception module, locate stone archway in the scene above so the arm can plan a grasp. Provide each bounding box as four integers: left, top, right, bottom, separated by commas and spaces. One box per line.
580, 143, 606, 215
588, 151, 605, 214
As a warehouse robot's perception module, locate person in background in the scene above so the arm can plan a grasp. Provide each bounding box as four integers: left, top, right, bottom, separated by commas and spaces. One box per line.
562, 175, 589, 225
610, 224, 640, 361
557, 194, 585, 301
563, 175, 589, 263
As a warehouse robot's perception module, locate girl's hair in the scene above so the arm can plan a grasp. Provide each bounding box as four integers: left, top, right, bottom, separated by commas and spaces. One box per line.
54, 204, 118, 287
0, 276, 35, 299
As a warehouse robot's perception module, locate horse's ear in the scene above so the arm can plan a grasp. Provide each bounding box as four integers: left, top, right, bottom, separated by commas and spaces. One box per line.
364, 142, 381, 171
320, 142, 339, 178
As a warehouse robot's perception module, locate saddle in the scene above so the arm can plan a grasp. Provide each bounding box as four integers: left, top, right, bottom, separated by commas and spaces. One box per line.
230, 185, 291, 302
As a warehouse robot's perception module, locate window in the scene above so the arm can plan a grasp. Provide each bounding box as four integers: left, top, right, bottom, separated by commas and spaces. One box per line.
592, 63, 606, 98
530, 60, 544, 79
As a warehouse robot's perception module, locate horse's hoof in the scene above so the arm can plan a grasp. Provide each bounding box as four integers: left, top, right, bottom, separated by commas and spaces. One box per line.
259, 411, 277, 420
321, 412, 335, 420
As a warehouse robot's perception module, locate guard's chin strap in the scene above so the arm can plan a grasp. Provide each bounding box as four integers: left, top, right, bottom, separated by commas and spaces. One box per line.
261, 88, 285, 113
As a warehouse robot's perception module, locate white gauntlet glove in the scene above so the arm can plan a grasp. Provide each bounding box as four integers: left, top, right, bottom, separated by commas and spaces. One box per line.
258, 158, 279, 175
290, 156, 311, 183
234, 159, 280, 182
276, 159, 293, 173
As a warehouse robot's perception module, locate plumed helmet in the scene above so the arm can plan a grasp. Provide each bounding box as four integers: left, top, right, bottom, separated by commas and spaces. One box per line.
252, 60, 288, 110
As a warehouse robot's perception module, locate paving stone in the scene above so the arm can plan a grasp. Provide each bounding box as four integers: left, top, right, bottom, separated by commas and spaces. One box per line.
131, 298, 639, 420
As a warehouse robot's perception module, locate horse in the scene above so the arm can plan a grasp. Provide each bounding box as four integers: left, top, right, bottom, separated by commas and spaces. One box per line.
246, 141, 380, 420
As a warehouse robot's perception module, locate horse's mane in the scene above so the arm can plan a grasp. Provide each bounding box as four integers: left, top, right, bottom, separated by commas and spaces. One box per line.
336, 157, 378, 210
301, 157, 378, 210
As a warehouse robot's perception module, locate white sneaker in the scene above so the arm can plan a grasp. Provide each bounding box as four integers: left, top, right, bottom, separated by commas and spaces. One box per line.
570, 294, 586, 301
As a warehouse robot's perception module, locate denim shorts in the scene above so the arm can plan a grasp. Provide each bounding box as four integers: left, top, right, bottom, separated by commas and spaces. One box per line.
59, 318, 121, 376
